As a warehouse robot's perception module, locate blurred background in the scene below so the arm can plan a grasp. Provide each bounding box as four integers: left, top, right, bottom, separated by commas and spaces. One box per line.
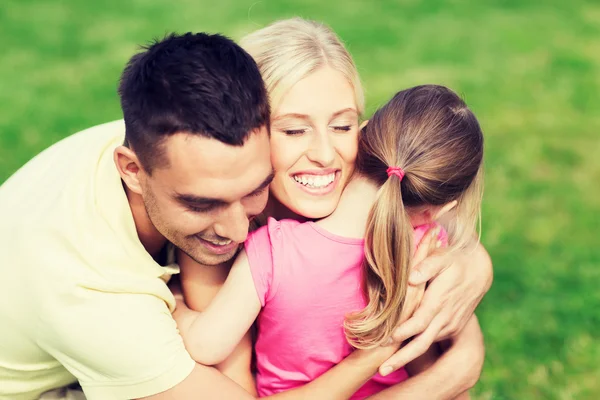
1, 0, 599, 398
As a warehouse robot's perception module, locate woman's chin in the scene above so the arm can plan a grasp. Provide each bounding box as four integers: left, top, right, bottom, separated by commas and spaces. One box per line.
271, 181, 345, 220
289, 200, 338, 220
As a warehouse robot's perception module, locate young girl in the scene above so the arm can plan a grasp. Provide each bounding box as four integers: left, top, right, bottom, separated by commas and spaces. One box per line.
175, 84, 484, 399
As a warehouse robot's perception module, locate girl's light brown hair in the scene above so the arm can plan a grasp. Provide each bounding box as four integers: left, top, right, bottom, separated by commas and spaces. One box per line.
345, 85, 484, 348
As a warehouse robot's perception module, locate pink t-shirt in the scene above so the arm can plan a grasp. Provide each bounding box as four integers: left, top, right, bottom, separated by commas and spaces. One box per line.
245, 218, 446, 398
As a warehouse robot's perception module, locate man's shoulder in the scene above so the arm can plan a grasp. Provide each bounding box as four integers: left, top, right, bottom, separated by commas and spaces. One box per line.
0, 119, 128, 243
76, 119, 125, 137
65, 119, 125, 146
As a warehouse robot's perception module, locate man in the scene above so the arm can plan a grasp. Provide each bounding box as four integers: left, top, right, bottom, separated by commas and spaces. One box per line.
0, 33, 489, 400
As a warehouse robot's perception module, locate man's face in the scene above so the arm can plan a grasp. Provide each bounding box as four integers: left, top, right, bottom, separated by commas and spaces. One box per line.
140, 127, 273, 266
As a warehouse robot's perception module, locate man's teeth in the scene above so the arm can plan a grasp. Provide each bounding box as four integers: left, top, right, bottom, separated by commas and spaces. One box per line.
206, 239, 232, 246
293, 173, 336, 188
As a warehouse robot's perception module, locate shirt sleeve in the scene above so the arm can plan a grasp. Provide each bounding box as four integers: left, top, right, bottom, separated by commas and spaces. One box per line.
437, 224, 449, 247
35, 285, 195, 400
244, 218, 281, 307
413, 222, 449, 249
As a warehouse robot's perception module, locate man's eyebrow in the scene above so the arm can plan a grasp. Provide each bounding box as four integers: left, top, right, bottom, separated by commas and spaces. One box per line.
248, 170, 275, 196
173, 170, 274, 205
174, 193, 226, 206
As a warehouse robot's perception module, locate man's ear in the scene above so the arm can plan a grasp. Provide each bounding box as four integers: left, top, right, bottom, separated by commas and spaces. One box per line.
359, 119, 369, 131
114, 146, 144, 194
433, 200, 458, 220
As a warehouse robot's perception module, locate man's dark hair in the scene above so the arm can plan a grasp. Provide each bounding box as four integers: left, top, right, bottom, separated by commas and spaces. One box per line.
118, 32, 270, 173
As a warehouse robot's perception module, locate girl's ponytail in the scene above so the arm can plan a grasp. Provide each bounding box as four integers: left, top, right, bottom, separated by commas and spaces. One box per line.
345, 168, 413, 349
345, 85, 485, 350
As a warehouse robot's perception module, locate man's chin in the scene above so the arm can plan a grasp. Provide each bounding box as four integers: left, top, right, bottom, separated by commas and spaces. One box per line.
184, 247, 240, 267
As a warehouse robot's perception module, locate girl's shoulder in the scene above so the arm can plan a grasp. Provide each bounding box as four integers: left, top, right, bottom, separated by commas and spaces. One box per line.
246, 217, 305, 247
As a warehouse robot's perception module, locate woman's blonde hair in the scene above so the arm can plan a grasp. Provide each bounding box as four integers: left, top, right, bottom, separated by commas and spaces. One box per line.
345, 85, 485, 348
240, 17, 364, 114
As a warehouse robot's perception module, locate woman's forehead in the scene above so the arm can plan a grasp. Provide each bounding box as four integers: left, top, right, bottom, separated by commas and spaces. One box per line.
274, 67, 358, 119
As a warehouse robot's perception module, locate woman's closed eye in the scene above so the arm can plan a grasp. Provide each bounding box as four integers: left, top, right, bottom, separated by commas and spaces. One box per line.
331, 125, 352, 132
281, 127, 308, 135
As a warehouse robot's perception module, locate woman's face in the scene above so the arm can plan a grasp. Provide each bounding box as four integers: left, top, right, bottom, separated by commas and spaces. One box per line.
269, 66, 359, 219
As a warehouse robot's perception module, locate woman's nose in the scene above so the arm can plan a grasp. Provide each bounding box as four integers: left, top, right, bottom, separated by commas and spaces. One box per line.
306, 131, 335, 167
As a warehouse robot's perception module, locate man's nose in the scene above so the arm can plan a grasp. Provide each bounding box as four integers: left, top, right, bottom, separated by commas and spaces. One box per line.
213, 203, 250, 244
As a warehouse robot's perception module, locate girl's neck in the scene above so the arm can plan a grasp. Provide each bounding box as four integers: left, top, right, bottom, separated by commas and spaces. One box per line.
317, 174, 380, 238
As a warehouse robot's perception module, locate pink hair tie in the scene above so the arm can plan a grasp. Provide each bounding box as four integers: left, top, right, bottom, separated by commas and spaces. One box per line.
386, 166, 405, 181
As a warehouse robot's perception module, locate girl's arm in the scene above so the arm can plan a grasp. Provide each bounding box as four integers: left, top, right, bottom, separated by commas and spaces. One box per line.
173, 240, 429, 400
178, 250, 256, 395
176, 247, 390, 399
174, 249, 261, 366
174, 283, 396, 400
216, 331, 257, 396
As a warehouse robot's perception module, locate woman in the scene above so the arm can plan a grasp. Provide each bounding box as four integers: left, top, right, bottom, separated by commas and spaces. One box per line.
177, 18, 491, 398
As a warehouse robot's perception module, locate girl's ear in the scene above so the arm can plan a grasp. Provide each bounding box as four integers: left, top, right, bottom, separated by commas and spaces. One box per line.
433, 200, 458, 220
359, 119, 369, 131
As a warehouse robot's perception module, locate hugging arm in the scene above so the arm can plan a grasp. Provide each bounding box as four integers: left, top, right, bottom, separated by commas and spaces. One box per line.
369, 230, 489, 399
380, 241, 492, 374
171, 231, 489, 399
174, 250, 261, 366
175, 249, 403, 400
367, 315, 484, 400
178, 251, 256, 394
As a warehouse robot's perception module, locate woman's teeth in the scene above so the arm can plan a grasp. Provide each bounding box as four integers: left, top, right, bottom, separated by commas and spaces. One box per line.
293, 173, 336, 188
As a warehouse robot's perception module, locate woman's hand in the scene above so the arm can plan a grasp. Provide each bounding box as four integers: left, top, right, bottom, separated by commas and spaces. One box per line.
379, 241, 492, 375
368, 315, 485, 400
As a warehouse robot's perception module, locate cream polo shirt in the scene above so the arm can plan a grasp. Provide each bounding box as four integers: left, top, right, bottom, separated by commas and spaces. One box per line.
0, 120, 195, 400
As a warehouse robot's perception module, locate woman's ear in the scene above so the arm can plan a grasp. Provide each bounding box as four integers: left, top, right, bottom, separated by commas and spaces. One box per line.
114, 146, 144, 194
359, 119, 369, 131
433, 200, 458, 220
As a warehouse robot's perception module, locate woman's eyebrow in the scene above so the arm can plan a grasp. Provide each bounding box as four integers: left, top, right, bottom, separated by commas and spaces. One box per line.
272, 113, 310, 122
331, 107, 358, 118
273, 108, 358, 122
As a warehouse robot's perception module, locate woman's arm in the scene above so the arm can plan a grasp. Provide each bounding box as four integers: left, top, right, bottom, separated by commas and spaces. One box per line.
265, 230, 438, 400
404, 343, 442, 377
380, 241, 492, 373
265, 344, 401, 399
367, 315, 484, 400
174, 250, 261, 366
173, 228, 486, 400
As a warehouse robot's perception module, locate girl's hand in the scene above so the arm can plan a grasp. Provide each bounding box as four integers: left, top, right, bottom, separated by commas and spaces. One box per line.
379, 241, 492, 375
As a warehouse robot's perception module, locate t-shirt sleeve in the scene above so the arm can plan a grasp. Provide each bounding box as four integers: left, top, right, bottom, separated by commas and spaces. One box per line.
244, 218, 281, 307
35, 286, 195, 400
437, 224, 449, 247
413, 222, 449, 249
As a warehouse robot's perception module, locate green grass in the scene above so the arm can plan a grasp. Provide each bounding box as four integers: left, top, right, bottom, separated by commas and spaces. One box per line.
1, 0, 599, 398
